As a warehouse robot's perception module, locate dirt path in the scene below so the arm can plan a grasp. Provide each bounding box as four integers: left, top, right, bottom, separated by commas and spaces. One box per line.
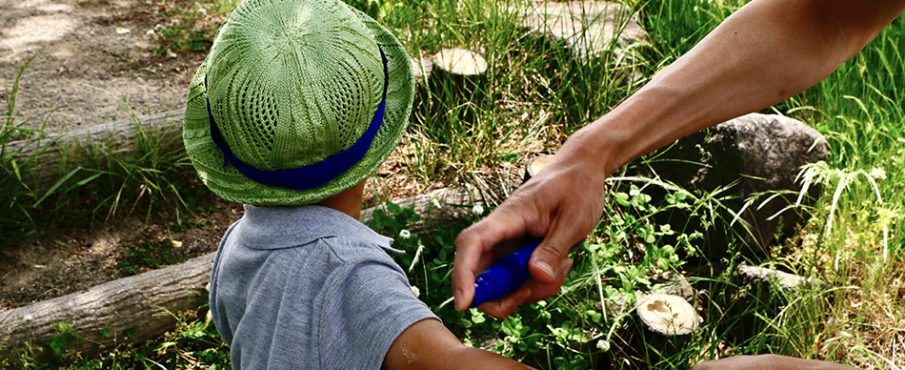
0, 0, 200, 133
0, 200, 241, 310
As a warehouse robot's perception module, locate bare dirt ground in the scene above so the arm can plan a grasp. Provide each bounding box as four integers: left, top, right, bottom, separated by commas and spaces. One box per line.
0, 0, 198, 133
0, 198, 242, 310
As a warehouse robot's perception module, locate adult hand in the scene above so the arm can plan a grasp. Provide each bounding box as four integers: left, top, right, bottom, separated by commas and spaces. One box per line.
452, 132, 610, 318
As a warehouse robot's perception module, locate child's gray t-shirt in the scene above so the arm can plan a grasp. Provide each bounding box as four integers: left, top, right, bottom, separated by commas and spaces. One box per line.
209, 205, 438, 369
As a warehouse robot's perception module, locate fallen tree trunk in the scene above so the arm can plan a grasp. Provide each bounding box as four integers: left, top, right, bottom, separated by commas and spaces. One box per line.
5, 109, 185, 183
0, 187, 481, 360
362, 187, 483, 233
0, 253, 213, 361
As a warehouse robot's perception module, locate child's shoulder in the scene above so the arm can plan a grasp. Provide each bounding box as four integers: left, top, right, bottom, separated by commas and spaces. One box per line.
228, 204, 398, 260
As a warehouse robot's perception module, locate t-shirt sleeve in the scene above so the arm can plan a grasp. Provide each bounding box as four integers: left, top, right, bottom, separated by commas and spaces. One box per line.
317, 250, 439, 370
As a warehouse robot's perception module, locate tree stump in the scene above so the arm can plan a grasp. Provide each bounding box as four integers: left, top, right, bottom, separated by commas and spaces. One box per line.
524, 154, 554, 183
630, 293, 702, 363
635, 294, 701, 336
429, 48, 488, 99
411, 56, 434, 84
512, 1, 649, 60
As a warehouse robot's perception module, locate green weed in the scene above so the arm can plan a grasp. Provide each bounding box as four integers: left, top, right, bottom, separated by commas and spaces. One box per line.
1, 73, 208, 248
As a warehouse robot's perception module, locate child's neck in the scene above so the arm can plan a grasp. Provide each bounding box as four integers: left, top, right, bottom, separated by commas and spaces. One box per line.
318, 181, 366, 219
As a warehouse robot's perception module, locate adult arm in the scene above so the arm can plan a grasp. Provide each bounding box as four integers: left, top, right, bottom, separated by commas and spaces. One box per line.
383, 319, 532, 370
453, 0, 905, 317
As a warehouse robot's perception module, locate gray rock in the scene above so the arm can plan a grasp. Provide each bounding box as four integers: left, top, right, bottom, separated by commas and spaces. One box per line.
709, 114, 828, 192
648, 113, 829, 257
512, 1, 649, 60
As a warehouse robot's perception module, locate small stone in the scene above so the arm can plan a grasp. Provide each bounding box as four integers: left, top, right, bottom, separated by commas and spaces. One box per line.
170, 240, 183, 249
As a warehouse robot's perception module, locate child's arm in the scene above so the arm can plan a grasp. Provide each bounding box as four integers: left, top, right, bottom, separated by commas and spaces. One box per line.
384, 319, 533, 370
692, 355, 856, 370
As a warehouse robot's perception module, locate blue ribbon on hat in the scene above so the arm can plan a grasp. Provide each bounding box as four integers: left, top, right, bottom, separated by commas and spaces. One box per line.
205, 48, 389, 190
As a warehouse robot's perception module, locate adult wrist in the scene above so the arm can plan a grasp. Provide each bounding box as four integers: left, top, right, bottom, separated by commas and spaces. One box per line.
574, 85, 689, 176
559, 126, 618, 180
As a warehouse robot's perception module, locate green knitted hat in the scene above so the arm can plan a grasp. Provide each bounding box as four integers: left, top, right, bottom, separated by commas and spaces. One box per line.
183, 0, 414, 206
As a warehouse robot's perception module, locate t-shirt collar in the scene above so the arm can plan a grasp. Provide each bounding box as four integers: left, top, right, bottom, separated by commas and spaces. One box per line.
234, 204, 397, 251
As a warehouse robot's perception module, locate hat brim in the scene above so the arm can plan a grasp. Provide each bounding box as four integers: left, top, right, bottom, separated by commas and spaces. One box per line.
183, 4, 414, 206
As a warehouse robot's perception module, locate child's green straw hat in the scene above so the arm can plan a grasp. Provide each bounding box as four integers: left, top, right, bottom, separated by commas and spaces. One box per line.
183, 0, 414, 206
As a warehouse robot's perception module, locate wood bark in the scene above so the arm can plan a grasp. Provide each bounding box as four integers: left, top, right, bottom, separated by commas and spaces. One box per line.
0, 187, 481, 360
4, 109, 185, 183
0, 253, 212, 360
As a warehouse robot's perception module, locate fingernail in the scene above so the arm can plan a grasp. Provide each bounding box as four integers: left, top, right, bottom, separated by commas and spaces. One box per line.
536, 260, 555, 279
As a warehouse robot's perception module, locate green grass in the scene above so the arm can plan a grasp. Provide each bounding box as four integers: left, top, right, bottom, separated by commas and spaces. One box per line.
3, 0, 903, 368
1, 73, 209, 248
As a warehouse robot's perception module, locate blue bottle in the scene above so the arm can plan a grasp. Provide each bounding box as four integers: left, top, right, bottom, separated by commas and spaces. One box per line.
471, 238, 543, 308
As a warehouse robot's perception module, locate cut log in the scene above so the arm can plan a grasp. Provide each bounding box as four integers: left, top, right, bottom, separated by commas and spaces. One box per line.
0, 187, 482, 360
429, 48, 488, 99
524, 154, 553, 182
0, 253, 213, 361
635, 293, 700, 336
362, 187, 483, 234
5, 109, 185, 184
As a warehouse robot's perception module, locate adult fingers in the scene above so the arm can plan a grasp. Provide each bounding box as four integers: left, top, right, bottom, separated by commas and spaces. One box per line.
453, 205, 531, 311
528, 207, 592, 283
478, 258, 573, 319
477, 287, 533, 320
522, 258, 573, 302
